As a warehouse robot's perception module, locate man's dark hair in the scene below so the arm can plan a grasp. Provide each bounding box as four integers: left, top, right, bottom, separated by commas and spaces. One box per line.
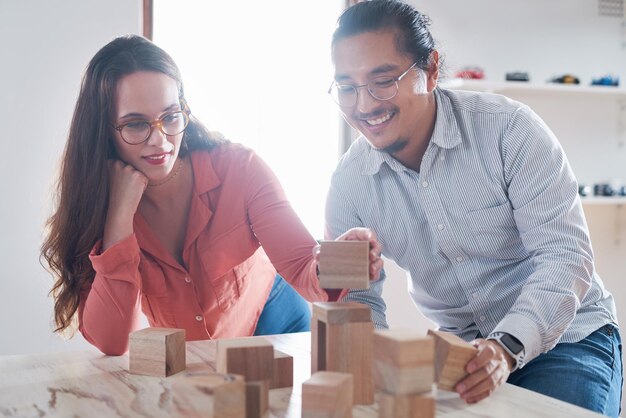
332, 0, 437, 72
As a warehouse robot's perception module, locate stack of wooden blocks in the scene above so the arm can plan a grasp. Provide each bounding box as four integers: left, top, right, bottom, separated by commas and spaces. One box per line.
128, 328, 295, 418
129, 327, 249, 417
126, 241, 481, 417
302, 240, 373, 417
373, 330, 435, 418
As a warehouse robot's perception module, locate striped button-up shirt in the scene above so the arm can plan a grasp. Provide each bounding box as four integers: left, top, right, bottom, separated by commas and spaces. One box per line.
325, 87, 617, 364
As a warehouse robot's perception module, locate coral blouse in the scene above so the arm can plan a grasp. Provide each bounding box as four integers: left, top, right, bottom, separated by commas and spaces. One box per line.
79, 144, 335, 355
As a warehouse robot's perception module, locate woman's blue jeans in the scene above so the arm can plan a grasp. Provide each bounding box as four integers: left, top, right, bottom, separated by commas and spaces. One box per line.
254, 274, 311, 336
508, 324, 623, 417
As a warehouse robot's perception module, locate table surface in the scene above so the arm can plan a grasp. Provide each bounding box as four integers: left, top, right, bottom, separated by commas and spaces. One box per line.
0, 332, 602, 417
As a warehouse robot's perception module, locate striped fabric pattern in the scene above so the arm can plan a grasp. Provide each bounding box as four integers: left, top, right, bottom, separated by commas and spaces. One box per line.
325, 87, 617, 363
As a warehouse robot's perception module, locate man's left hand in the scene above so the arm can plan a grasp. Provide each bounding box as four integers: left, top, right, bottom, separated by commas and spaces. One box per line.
454, 338, 514, 404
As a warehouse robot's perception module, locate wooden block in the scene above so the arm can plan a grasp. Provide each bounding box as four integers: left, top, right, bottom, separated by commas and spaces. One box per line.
245, 380, 269, 418
312, 302, 371, 325
372, 330, 434, 394
216, 337, 274, 382
318, 240, 369, 289
302, 371, 353, 418
311, 302, 374, 405
377, 390, 435, 418
427, 330, 477, 391
170, 372, 245, 418
271, 349, 293, 389
129, 327, 186, 377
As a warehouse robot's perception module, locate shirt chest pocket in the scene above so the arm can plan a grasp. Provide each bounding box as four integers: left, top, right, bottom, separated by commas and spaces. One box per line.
202, 254, 256, 312
138, 256, 176, 326
463, 202, 528, 260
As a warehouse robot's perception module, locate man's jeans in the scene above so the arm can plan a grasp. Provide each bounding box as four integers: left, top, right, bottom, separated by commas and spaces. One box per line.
508, 324, 623, 417
253, 274, 311, 336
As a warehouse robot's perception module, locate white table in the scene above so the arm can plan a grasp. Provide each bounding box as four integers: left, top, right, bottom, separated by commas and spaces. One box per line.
0, 332, 602, 417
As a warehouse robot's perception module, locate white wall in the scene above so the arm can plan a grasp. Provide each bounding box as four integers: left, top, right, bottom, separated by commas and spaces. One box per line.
415, 0, 626, 84
0, 0, 141, 355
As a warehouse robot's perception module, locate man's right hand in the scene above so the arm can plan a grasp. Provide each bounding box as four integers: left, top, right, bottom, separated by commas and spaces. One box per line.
102, 160, 148, 250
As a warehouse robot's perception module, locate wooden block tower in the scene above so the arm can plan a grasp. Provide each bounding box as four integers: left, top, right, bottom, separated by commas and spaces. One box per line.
311, 302, 374, 405
372, 330, 436, 418
372, 330, 434, 394
377, 391, 435, 418
302, 371, 353, 418
216, 336, 274, 418
427, 329, 478, 391
129, 327, 186, 377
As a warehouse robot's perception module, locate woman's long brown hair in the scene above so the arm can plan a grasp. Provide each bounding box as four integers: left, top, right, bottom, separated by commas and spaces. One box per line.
41, 35, 222, 335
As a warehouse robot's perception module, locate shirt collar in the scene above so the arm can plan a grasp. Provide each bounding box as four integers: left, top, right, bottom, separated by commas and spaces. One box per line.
430, 88, 462, 150
361, 87, 462, 175
190, 149, 222, 195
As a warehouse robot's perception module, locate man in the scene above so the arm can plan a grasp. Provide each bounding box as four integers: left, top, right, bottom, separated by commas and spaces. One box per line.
324, 0, 622, 415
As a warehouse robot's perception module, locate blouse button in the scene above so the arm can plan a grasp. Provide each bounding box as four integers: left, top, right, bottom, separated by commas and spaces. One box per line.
195, 315, 203, 321
185, 277, 191, 283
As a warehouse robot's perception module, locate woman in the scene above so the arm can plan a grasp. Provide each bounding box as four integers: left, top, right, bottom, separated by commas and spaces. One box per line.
41, 35, 382, 355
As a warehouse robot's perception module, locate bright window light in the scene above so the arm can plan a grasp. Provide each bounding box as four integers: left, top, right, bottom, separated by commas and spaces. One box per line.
153, 1, 342, 238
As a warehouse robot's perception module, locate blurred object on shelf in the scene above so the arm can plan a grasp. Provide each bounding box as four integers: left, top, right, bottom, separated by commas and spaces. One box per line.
578, 184, 593, 197
591, 75, 619, 86
455, 66, 485, 80
594, 183, 616, 196
506, 71, 530, 82
549, 74, 580, 84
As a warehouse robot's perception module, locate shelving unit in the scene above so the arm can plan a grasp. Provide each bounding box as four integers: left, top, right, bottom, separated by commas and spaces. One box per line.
581, 196, 626, 205
441, 78, 626, 99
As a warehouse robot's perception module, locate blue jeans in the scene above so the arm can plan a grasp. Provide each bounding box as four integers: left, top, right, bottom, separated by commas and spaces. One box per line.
507, 324, 623, 417
253, 274, 311, 336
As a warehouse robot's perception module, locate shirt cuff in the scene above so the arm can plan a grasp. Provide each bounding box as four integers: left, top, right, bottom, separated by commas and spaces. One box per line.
89, 234, 141, 284
490, 312, 542, 367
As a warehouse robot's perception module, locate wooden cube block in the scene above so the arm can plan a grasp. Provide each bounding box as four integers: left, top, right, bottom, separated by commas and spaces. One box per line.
312, 302, 372, 326
377, 390, 435, 418
245, 380, 269, 418
271, 349, 293, 389
170, 372, 245, 418
318, 240, 369, 289
302, 371, 353, 418
427, 330, 477, 391
129, 327, 186, 377
311, 302, 374, 405
216, 337, 274, 382
372, 330, 434, 394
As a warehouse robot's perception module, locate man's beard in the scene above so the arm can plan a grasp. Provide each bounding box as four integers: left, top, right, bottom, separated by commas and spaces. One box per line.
381, 137, 409, 154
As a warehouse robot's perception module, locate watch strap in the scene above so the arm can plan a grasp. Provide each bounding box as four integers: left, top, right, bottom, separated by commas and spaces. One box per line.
487, 332, 526, 371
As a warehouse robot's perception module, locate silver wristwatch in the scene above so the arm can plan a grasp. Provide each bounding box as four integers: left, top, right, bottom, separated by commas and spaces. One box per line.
488, 332, 526, 371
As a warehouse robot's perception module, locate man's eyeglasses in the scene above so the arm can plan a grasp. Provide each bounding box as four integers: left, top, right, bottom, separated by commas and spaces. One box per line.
328, 62, 418, 107
114, 107, 190, 145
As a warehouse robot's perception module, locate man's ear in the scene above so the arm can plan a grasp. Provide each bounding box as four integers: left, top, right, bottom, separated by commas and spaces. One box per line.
426, 50, 439, 92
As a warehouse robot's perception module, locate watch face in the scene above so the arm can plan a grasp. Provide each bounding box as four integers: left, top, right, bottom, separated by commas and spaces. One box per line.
501, 334, 524, 354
